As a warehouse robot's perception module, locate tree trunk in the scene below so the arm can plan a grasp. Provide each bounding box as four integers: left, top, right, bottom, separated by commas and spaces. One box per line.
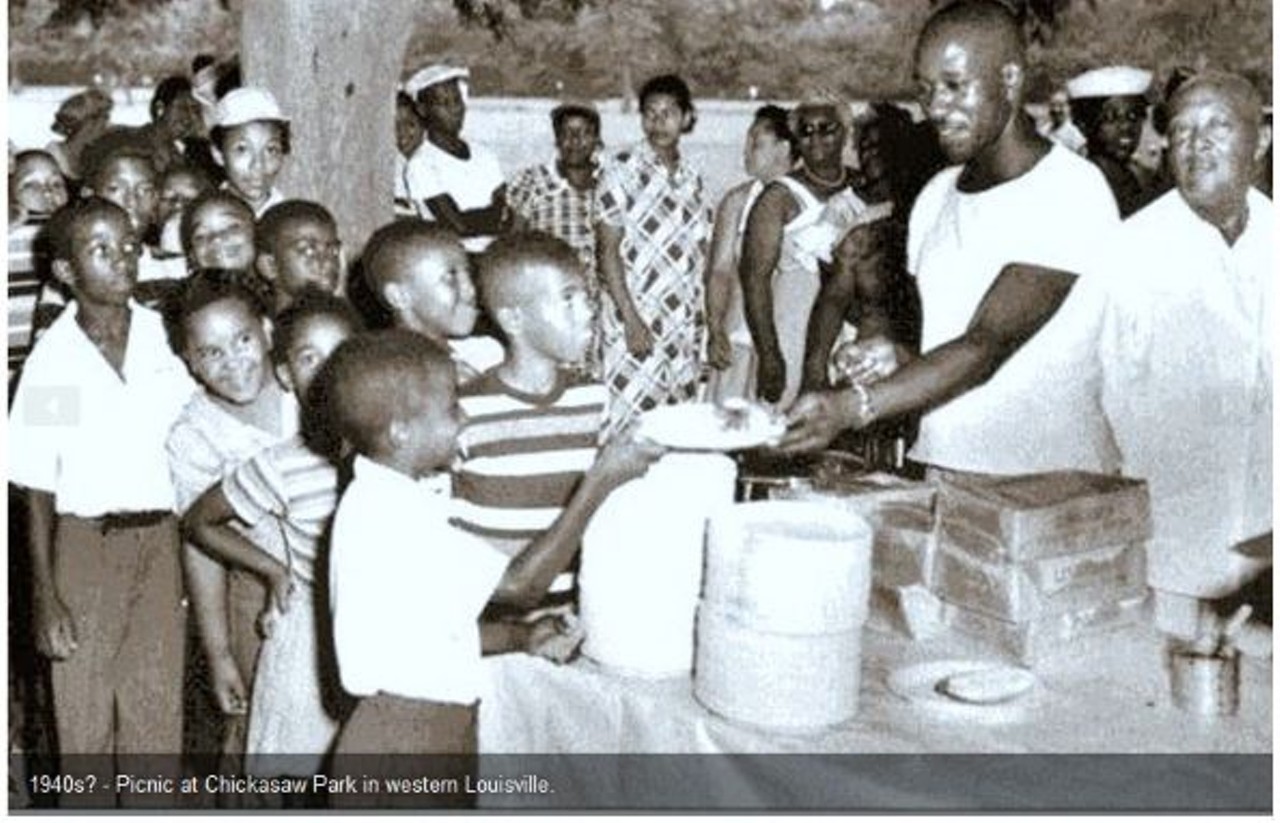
240, 0, 418, 266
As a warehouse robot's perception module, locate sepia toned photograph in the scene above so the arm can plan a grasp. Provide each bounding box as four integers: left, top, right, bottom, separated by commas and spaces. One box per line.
5, 0, 1272, 813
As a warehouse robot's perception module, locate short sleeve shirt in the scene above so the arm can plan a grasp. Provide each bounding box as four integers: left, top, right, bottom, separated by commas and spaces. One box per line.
906, 144, 1122, 475
8, 302, 197, 516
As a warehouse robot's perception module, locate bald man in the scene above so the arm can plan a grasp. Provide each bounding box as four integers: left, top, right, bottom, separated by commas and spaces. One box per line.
781, 0, 1121, 483
1101, 72, 1272, 636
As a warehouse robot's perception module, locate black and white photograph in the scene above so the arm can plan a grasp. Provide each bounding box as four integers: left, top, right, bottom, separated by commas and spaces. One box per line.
5, 0, 1273, 813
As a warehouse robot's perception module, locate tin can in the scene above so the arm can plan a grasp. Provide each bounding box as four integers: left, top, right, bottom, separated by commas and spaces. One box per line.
1166, 641, 1241, 717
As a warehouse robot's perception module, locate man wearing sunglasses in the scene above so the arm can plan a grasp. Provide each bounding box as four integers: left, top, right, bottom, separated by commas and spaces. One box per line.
781, 0, 1122, 486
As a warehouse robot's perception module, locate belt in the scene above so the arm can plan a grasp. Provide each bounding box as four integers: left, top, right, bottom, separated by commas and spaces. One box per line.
81, 510, 173, 532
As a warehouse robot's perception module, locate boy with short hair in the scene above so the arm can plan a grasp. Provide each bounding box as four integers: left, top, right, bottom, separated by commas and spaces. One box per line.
361, 219, 503, 381
8, 198, 195, 776
255, 200, 343, 312
456, 232, 662, 612
323, 330, 571, 805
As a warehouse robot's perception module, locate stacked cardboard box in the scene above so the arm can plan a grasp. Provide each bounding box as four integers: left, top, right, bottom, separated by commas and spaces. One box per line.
928, 471, 1152, 664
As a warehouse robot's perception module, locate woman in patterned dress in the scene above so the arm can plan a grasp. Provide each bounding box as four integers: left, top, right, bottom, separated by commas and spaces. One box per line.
594, 74, 711, 437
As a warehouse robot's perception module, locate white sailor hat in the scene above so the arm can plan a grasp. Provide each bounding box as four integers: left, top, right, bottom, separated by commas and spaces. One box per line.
403, 64, 470, 98
1067, 66, 1153, 100
213, 87, 289, 128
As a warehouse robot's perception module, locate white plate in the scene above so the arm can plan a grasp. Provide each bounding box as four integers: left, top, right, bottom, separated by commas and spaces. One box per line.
886, 659, 1038, 722
636, 402, 785, 452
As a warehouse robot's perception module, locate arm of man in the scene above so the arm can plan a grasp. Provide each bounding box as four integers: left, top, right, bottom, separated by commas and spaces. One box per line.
781, 262, 1077, 453
739, 183, 794, 402
489, 433, 664, 609
27, 488, 77, 660
595, 221, 652, 357
704, 186, 749, 370
423, 186, 508, 237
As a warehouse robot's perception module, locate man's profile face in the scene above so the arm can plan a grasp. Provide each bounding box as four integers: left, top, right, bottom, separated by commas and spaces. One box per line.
914, 28, 1010, 163
1167, 84, 1261, 218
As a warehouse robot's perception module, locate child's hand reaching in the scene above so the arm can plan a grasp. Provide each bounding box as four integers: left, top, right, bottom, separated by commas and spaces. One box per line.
524, 612, 585, 665
593, 425, 665, 490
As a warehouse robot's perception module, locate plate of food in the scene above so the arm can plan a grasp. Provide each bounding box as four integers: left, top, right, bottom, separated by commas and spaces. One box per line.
636, 400, 785, 452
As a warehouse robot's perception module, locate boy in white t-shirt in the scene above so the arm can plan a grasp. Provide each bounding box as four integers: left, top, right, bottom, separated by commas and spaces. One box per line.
323, 330, 571, 807
402, 64, 508, 251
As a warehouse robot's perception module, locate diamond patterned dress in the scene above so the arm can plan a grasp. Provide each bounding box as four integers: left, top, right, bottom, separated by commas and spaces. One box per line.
595, 142, 711, 437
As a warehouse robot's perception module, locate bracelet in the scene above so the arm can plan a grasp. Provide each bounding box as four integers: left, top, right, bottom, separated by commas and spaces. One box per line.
850, 382, 876, 426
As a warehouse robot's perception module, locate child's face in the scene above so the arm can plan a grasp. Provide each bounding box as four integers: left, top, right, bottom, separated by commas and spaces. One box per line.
393, 243, 478, 339
641, 93, 690, 151
217, 120, 286, 207
420, 81, 466, 138
519, 264, 594, 365
184, 297, 271, 405
399, 369, 463, 478
395, 102, 425, 157
13, 156, 69, 215
268, 218, 342, 301
62, 209, 140, 307
282, 314, 353, 400
159, 91, 203, 141
189, 201, 256, 270
95, 156, 159, 234
159, 170, 206, 223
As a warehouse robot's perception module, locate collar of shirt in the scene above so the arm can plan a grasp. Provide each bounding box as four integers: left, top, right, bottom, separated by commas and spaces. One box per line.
351, 454, 452, 503
634, 140, 694, 186
546, 160, 598, 193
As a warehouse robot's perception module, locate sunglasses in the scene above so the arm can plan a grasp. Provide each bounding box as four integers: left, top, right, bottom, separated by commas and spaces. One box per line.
798, 121, 842, 138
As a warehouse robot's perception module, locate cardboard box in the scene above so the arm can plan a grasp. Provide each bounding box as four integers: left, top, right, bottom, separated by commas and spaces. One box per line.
936, 471, 1151, 562
928, 538, 1148, 622
941, 593, 1149, 665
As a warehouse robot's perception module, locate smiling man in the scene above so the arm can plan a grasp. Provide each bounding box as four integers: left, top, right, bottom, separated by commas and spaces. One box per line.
1101, 71, 1273, 635
782, 0, 1122, 482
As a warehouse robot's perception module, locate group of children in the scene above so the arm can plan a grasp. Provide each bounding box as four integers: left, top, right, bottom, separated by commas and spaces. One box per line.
9, 68, 676, 804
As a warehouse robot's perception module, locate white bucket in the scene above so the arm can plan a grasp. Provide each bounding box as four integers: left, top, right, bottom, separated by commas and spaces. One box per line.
694, 603, 864, 731
579, 453, 737, 678
702, 501, 873, 633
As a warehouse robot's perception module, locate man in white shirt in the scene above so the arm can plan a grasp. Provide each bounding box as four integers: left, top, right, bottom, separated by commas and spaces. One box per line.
1101, 71, 1273, 635
1039, 88, 1087, 154
401, 64, 508, 252
781, 0, 1120, 480
8, 199, 196, 778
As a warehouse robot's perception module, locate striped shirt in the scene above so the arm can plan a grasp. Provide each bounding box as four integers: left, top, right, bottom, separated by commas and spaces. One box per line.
8, 219, 64, 387
452, 368, 606, 593
221, 435, 339, 587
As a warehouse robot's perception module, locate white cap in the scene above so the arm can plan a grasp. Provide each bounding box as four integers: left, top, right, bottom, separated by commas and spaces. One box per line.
1067, 66, 1153, 100
403, 64, 469, 98
213, 87, 289, 128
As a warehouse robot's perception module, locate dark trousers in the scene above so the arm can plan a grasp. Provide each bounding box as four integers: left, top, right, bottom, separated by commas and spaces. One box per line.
330, 692, 478, 808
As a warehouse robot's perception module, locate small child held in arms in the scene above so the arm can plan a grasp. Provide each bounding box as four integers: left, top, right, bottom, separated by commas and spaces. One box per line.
210, 87, 291, 217
9, 198, 195, 789
322, 330, 581, 806
254, 200, 343, 313
455, 231, 664, 617
360, 220, 502, 381
182, 289, 362, 795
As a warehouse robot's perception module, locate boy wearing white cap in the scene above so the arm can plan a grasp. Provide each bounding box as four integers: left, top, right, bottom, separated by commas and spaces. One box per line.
1067, 65, 1157, 216
402, 64, 508, 252
211, 87, 291, 217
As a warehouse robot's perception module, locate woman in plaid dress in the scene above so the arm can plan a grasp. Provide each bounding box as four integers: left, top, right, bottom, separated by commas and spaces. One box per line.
594, 74, 711, 437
